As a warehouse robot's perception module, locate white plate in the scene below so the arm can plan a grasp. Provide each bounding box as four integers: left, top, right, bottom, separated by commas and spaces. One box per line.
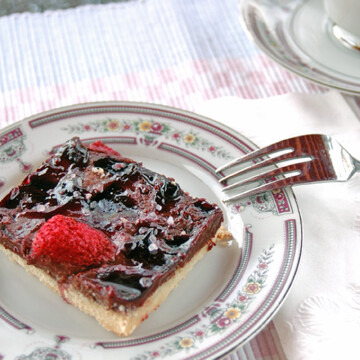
0, 102, 302, 359
241, 0, 360, 94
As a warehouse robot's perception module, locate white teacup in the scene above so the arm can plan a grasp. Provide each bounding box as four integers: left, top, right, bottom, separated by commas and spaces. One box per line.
324, 0, 360, 50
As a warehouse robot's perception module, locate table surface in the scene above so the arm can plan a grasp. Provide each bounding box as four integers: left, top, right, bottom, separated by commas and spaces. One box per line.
0, 1, 359, 359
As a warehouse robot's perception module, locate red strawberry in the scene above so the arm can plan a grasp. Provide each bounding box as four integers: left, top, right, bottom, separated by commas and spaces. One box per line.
30, 215, 115, 266
88, 141, 121, 157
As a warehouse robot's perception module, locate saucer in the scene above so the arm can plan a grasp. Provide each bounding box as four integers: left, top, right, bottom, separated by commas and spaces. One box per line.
241, 0, 360, 94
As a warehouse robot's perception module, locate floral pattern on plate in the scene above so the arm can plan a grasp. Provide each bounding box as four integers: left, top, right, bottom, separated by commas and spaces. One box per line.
0, 126, 32, 174
62, 117, 233, 159
131, 243, 274, 360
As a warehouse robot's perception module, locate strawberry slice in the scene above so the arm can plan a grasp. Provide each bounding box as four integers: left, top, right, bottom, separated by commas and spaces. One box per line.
30, 214, 115, 266
88, 141, 121, 157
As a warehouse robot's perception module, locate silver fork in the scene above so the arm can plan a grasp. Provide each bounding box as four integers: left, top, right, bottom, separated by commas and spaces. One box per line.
216, 134, 360, 203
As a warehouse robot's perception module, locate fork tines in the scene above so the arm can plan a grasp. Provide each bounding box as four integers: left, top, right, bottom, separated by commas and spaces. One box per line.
216, 142, 309, 203
216, 133, 358, 203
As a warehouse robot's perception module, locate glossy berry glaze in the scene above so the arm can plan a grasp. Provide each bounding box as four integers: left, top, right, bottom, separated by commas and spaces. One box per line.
0, 138, 223, 310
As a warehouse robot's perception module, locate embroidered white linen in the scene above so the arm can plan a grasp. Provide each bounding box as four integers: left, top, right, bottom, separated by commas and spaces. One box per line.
196, 91, 360, 360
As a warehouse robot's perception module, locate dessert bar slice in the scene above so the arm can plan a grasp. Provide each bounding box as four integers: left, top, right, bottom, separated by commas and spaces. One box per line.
0, 138, 226, 336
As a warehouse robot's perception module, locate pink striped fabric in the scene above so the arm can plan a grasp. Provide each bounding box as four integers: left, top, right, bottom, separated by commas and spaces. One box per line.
223, 322, 287, 360
0, 0, 326, 129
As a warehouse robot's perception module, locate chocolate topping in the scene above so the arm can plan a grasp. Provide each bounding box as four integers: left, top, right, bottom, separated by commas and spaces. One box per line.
0, 137, 223, 308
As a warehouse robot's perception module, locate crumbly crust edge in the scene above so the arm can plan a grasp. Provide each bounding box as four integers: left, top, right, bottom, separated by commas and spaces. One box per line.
0, 226, 231, 336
